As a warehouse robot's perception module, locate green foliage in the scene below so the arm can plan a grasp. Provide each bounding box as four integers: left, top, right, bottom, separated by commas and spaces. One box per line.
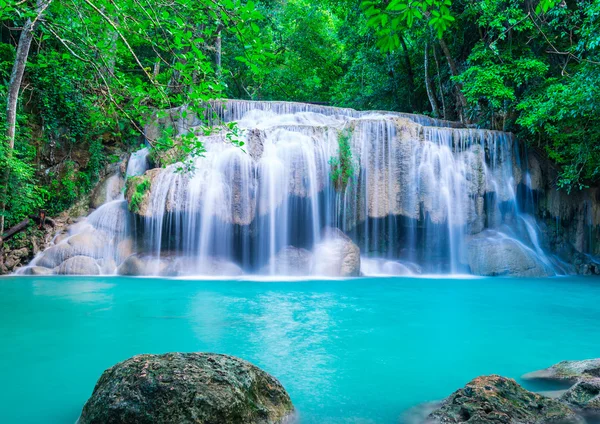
329, 128, 355, 191
128, 177, 151, 213
361, 0, 455, 51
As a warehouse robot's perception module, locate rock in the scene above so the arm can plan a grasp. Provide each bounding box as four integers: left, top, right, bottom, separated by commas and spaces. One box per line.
163, 256, 244, 277
427, 375, 582, 424
125, 169, 162, 218
79, 352, 294, 424
261, 246, 313, 275
117, 254, 171, 276
89, 173, 125, 209
57, 256, 101, 275
23, 266, 54, 275
116, 238, 134, 260
360, 258, 421, 276
523, 359, 600, 385
35, 243, 75, 268
313, 227, 360, 277
67, 230, 109, 258
96, 258, 117, 275
560, 378, 600, 418
466, 230, 554, 277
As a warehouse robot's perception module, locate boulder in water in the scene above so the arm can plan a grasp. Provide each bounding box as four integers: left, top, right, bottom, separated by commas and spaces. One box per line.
35, 243, 75, 268
524, 359, 600, 419
57, 256, 100, 275
313, 227, 360, 277
96, 258, 117, 275
360, 257, 420, 276
117, 254, 171, 276
466, 230, 553, 277
261, 246, 313, 275
163, 256, 244, 277
560, 378, 600, 419
427, 375, 582, 424
67, 230, 109, 258
23, 266, 54, 275
523, 359, 600, 385
78, 352, 294, 424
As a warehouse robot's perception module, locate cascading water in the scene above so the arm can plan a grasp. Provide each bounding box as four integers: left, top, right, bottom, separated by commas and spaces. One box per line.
17, 147, 149, 275
21, 100, 578, 277
122, 100, 563, 277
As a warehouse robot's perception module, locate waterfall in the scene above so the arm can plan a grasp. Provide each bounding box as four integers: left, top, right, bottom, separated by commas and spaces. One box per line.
23, 101, 573, 277
17, 147, 149, 275
127, 100, 561, 277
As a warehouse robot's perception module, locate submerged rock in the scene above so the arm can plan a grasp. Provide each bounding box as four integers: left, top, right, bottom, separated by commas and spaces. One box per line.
427, 375, 582, 424
466, 230, 553, 277
261, 246, 313, 276
313, 227, 360, 277
79, 352, 294, 424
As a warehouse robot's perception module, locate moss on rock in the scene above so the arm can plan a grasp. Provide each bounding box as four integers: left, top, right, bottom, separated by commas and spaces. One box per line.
79, 352, 294, 424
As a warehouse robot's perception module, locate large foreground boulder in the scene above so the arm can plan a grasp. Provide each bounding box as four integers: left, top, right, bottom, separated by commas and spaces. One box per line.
427, 375, 581, 424
466, 230, 554, 277
312, 227, 360, 277
79, 353, 294, 424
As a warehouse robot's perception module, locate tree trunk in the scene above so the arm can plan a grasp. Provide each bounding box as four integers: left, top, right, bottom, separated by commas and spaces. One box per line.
0, 0, 52, 234
399, 35, 415, 110
424, 41, 440, 118
0, 218, 30, 247
438, 38, 468, 121
432, 43, 447, 120
215, 28, 222, 77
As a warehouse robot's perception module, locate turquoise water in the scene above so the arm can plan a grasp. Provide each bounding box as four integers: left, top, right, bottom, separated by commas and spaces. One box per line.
1, 276, 600, 423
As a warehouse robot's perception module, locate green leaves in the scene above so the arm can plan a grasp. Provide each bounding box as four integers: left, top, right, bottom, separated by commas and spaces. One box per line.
535, 0, 558, 14
361, 0, 454, 52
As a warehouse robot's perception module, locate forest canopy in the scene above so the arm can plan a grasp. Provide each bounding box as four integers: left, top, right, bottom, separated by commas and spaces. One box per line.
0, 0, 599, 233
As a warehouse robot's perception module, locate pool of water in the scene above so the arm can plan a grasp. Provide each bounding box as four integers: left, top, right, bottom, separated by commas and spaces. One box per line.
1, 275, 599, 423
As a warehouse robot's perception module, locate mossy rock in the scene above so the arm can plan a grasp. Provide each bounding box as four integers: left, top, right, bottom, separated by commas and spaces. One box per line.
79, 352, 294, 424
427, 375, 582, 424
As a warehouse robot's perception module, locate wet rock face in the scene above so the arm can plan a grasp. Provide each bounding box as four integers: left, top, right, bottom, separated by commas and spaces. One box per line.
89, 172, 125, 209
427, 375, 582, 424
466, 230, 554, 277
79, 353, 294, 424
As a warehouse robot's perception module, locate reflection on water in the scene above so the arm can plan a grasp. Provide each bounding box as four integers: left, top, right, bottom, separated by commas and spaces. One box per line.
1, 276, 600, 424
33, 279, 115, 303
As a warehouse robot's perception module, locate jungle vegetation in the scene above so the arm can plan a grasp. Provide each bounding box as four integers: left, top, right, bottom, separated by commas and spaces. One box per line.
0, 0, 598, 234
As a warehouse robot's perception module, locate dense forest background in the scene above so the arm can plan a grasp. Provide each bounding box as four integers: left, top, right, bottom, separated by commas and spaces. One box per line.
0, 0, 599, 236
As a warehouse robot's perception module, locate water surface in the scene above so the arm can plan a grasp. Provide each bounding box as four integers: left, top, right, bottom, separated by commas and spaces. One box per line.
1, 276, 599, 423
